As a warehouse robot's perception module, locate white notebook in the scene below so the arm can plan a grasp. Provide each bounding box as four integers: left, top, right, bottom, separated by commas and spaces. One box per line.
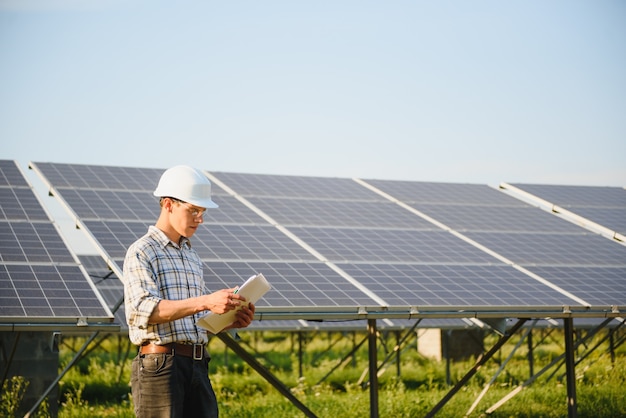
197, 273, 270, 334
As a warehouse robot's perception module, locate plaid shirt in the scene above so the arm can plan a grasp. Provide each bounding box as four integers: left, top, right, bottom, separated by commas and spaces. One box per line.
122, 226, 209, 346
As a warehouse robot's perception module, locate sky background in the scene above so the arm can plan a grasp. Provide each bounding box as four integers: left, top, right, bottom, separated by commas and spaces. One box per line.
1, 0, 625, 190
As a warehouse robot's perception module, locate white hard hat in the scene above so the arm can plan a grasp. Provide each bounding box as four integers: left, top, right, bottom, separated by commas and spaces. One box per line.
153, 165, 219, 208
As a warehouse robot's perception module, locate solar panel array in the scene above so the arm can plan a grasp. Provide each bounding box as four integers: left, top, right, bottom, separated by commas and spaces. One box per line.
365, 179, 626, 308
29, 162, 625, 325
0, 160, 114, 329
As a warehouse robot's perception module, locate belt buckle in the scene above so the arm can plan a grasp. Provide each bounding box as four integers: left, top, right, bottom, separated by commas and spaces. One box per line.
193, 344, 204, 360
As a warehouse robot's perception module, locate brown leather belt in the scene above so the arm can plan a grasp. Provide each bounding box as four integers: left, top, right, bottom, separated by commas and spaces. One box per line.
140, 343, 207, 360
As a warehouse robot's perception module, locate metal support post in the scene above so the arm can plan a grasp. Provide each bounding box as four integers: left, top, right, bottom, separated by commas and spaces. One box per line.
564, 318, 577, 418
298, 331, 304, 378
367, 319, 379, 418
527, 328, 534, 377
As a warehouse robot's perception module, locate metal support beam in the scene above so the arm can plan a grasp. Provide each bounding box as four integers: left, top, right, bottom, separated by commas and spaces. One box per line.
425, 318, 528, 418
465, 319, 537, 417
216, 332, 317, 418
315, 333, 368, 386
486, 318, 613, 415
376, 319, 421, 377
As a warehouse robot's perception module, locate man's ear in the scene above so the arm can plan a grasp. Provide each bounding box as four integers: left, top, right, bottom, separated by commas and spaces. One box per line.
163, 197, 175, 212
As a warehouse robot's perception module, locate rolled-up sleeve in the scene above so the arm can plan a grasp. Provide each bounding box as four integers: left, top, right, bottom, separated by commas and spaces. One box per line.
122, 242, 161, 333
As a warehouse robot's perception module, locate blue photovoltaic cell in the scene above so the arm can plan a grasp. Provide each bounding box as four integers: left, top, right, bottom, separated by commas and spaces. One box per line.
0, 222, 76, 263
511, 184, 626, 208
52, 189, 160, 220
336, 263, 574, 307
287, 227, 498, 264
363, 179, 526, 206
203, 261, 381, 308
0, 160, 29, 187
57, 189, 265, 225
571, 207, 626, 235
192, 225, 318, 262
247, 197, 436, 229
510, 183, 626, 235
464, 232, 626, 267
83, 221, 318, 263
33, 162, 164, 191
0, 188, 49, 221
0, 263, 110, 318
521, 266, 626, 308
82, 220, 148, 260
212, 171, 381, 200
411, 204, 584, 233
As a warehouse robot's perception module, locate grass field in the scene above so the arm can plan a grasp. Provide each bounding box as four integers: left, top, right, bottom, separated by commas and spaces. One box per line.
2, 325, 625, 417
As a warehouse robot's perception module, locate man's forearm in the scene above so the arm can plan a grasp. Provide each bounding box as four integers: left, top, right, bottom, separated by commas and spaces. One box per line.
148, 298, 204, 324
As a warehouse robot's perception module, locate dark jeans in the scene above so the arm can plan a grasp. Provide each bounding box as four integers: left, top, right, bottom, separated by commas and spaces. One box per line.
131, 352, 218, 418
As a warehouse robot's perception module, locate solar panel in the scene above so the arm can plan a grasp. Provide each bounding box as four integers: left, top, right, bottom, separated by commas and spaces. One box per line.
81, 220, 148, 260
286, 227, 497, 264
32, 162, 163, 191
464, 232, 625, 267
0, 264, 110, 318
212, 171, 381, 200
82, 220, 320, 262
0, 160, 29, 187
569, 207, 626, 236
336, 263, 573, 307
0, 222, 76, 263
51, 189, 160, 221
508, 183, 626, 235
511, 183, 626, 207
203, 261, 380, 308
363, 179, 527, 206
246, 197, 436, 229
0, 161, 114, 327
0, 188, 49, 221
410, 204, 584, 233
523, 266, 626, 307
78, 255, 126, 329
55, 189, 265, 224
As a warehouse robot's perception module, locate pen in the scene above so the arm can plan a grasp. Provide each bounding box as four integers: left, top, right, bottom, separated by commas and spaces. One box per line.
233, 286, 239, 295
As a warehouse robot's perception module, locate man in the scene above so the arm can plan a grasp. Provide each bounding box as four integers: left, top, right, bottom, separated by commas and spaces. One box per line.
122, 165, 255, 417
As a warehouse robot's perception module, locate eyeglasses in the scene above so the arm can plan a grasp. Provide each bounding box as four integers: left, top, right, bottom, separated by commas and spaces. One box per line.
171, 198, 207, 218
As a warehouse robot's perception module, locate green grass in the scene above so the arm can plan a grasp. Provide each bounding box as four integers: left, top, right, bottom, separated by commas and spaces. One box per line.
3, 328, 625, 418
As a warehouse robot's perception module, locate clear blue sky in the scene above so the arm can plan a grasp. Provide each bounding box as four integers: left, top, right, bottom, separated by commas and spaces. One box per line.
1, 0, 625, 187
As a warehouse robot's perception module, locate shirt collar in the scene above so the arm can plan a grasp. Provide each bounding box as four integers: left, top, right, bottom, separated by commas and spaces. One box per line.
149, 225, 192, 249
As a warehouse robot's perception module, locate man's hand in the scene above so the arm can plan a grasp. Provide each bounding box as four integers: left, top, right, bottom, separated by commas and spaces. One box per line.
148, 287, 247, 324
204, 287, 246, 314
226, 303, 256, 330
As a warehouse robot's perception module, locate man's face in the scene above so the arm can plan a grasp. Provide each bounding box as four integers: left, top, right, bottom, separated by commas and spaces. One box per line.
169, 198, 206, 238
